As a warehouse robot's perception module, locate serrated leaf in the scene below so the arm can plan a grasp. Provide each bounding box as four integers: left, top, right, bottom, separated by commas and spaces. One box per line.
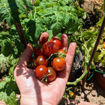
34, 23, 42, 42
98, 50, 105, 60
47, 30, 53, 40
5, 92, 17, 105
0, 81, 7, 90
0, 92, 7, 101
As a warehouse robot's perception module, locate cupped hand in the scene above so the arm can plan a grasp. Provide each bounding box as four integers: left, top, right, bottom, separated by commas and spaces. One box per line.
14, 32, 76, 105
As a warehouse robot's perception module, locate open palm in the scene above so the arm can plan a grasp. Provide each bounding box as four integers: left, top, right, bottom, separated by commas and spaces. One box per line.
14, 33, 76, 105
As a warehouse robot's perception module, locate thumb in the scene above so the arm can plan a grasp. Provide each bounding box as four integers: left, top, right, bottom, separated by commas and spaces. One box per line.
17, 43, 33, 67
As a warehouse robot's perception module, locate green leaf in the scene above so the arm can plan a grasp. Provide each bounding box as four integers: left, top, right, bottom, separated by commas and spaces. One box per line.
5, 92, 17, 105
47, 30, 53, 40
34, 23, 43, 42
0, 92, 7, 101
98, 50, 105, 60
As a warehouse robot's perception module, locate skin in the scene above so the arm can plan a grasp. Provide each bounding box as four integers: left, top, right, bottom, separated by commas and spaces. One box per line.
0, 33, 98, 105
14, 33, 75, 105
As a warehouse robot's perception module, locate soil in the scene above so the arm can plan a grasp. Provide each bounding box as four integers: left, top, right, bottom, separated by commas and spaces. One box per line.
75, 79, 105, 105
59, 75, 105, 105
0, 0, 105, 105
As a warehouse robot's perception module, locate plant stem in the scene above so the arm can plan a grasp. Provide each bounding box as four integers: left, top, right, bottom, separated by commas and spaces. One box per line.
32, 0, 35, 5
15, 23, 27, 47
82, 16, 105, 84
88, 17, 105, 70
7, 0, 27, 47
67, 63, 88, 85
67, 16, 105, 86
82, 0, 105, 85
104, 0, 105, 12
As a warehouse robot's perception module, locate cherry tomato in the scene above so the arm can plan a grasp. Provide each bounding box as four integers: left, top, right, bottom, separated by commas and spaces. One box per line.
52, 57, 66, 71
50, 38, 62, 49
35, 55, 48, 66
35, 65, 48, 80
103, 42, 105, 49
42, 41, 60, 56
47, 67, 56, 82
69, 91, 76, 99
58, 49, 67, 54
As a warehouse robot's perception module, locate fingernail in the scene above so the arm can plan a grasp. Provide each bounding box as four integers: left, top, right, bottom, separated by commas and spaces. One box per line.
27, 43, 33, 50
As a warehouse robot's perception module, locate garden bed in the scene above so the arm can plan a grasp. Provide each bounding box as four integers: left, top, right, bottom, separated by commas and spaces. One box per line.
0, 0, 105, 105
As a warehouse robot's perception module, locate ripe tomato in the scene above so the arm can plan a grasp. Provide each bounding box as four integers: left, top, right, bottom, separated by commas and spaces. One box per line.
47, 67, 56, 82
50, 38, 62, 49
35, 55, 48, 66
69, 91, 76, 99
58, 49, 67, 54
52, 57, 66, 71
42, 41, 60, 56
35, 65, 48, 80
103, 42, 105, 49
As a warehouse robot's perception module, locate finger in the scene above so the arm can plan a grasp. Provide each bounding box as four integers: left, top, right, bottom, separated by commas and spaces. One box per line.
38, 32, 49, 45
17, 43, 33, 67
65, 42, 77, 80
61, 34, 68, 50
54, 42, 76, 84
0, 101, 6, 105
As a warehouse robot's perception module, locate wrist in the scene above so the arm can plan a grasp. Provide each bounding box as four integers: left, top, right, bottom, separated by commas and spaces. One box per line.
21, 95, 52, 105
21, 95, 36, 105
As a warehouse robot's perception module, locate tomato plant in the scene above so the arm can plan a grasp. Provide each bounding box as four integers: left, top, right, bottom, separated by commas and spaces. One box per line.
0, 0, 103, 104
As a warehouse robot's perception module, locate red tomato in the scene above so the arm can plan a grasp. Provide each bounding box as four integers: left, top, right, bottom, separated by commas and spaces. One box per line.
50, 38, 62, 49
52, 57, 66, 71
47, 67, 56, 82
35, 55, 48, 66
35, 65, 48, 80
42, 41, 60, 56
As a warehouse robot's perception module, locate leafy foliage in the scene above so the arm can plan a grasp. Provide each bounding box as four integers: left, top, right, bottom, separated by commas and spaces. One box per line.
0, 54, 10, 73
93, 17, 105, 67
0, 0, 86, 104
0, 0, 12, 25
0, 76, 19, 105
0, 31, 22, 105
0, 0, 85, 46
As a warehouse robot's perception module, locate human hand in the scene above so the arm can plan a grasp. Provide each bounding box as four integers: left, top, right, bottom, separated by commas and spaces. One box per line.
14, 32, 76, 105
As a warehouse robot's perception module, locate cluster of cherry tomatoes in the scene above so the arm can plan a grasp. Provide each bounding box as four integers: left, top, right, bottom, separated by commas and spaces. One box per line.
29, 37, 67, 83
